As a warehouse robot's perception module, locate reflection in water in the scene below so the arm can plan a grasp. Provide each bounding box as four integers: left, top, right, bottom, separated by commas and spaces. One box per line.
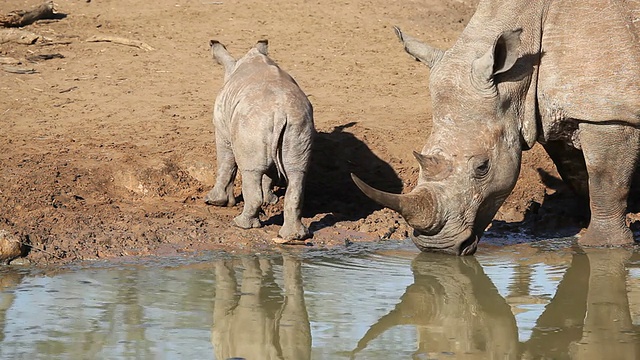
212, 256, 311, 360
525, 248, 640, 359
351, 254, 519, 359
0, 245, 639, 359
0, 271, 26, 344
351, 249, 640, 360
522, 252, 589, 359
568, 248, 639, 359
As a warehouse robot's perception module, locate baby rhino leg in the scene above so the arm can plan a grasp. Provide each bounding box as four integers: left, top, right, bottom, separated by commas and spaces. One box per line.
233, 170, 262, 229
205, 134, 237, 207
262, 174, 278, 205
278, 170, 309, 240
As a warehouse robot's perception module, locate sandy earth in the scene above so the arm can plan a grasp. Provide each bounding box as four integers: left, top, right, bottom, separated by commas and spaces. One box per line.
0, 0, 627, 265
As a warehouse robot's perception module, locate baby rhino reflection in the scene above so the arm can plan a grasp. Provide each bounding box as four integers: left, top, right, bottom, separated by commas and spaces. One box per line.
212, 256, 311, 360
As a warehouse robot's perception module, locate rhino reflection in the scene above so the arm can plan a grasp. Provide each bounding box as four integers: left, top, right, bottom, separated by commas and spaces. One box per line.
569, 248, 640, 359
212, 256, 311, 360
351, 253, 519, 359
523, 248, 640, 359
522, 253, 589, 359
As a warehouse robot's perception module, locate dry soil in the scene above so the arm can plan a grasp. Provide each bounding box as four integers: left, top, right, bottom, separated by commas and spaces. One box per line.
0, 0, 622, 265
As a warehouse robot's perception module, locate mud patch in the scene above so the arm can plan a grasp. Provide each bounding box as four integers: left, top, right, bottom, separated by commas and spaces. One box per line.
0, 0, 629, 265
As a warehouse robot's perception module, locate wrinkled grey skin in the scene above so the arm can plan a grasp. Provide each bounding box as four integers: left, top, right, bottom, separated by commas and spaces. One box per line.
205, 40, 314, 240
353, 0, 640, 255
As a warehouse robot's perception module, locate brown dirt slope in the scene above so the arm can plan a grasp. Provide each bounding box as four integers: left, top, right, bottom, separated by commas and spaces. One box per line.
0, 0, 608, 265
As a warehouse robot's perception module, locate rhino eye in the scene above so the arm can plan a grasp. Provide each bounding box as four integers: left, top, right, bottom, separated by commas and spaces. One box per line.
474, 159, 490, 178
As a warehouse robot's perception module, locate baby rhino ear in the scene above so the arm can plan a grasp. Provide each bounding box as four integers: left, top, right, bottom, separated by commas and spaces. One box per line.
255, 39, 268, 55
210, 40, 237, 79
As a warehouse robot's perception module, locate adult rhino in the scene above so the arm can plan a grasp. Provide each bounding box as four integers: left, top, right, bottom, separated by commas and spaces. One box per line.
352, 0, 640, 255
205, 40, 314, 240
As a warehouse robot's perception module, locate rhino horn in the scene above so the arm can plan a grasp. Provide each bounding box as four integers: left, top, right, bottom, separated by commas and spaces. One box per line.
351, 174, 440, 232
393, 26, 445, 69
210, 40, 237, 77
413, 151, 453, 180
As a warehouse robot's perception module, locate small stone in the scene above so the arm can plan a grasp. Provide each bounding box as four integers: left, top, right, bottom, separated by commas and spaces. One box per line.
0, 230, 24, 265
272, 237, 308, 245
8, 257, 30, 266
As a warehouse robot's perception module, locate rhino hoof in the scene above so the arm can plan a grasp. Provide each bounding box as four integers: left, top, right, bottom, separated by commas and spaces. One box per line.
578, 225, 634, 247
204, 190, 234, 207
205, 197, 227, 206
233, 216, 261, 229
278, 223, 310, 241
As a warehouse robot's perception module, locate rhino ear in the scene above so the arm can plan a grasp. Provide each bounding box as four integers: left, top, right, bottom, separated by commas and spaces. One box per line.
255, 39, 268, 55
393, 26, 445, 69
492, 29, 522, 75
472, 29, 522, 87
210, 40, 237, 77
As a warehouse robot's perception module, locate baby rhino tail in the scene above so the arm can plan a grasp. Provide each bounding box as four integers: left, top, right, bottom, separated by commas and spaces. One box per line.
273, 113, 287, 183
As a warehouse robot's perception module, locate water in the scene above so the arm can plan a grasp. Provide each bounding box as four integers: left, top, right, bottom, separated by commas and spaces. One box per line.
1, 240, 640, 359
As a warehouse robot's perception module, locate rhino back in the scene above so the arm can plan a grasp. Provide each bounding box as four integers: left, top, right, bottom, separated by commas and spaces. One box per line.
538, 0, 640, 125
439, 0, 640, 136
218, 54, 312, 130
214, 53, 313, 169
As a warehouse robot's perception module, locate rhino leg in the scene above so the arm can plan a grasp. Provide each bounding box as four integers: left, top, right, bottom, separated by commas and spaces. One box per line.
278, 170, 309, 240
233, 170, 262, 229
206, 132, 238, 207
262, 174, 278, 205
543, 141, 590, 199
578, 122, 640, 247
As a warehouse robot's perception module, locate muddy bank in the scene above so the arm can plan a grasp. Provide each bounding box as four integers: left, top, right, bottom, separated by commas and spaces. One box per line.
0, 0, 621, 266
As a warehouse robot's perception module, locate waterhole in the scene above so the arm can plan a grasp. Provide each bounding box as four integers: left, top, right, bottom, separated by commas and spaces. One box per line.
1, 239, 639, 359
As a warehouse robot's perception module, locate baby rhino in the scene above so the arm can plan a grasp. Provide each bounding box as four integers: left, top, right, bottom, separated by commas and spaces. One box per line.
205, 39, 315, 240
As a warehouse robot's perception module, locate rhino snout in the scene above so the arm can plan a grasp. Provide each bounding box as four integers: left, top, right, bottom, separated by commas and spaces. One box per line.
410, 228, 478, 256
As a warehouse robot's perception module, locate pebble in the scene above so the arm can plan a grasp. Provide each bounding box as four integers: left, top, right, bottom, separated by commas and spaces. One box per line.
0, 230, 24, 264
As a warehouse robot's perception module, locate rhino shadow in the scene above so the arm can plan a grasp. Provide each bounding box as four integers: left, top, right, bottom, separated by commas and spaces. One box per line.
265, 122, 403, 230
518, 168, 587, 237
489, 164, 640, 241
485, 169, 587, 242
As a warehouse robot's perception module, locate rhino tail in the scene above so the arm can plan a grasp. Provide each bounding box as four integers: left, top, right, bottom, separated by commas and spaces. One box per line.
273, 113, 288, 183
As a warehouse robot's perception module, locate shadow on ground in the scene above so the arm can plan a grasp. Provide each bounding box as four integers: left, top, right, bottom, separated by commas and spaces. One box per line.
487, 167, 640, 244
303, 122, 403, 229
486, 168, 588, 245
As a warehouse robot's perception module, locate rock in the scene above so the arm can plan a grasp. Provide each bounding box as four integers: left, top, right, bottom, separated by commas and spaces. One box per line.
272, 237, 309, 246
0, 230, 24, 264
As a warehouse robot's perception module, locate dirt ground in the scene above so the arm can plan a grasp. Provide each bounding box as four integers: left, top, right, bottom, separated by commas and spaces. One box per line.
0, 0, 619, 265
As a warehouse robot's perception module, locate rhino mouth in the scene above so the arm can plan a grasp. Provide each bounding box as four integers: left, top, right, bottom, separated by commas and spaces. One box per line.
410, 228, 479, 256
